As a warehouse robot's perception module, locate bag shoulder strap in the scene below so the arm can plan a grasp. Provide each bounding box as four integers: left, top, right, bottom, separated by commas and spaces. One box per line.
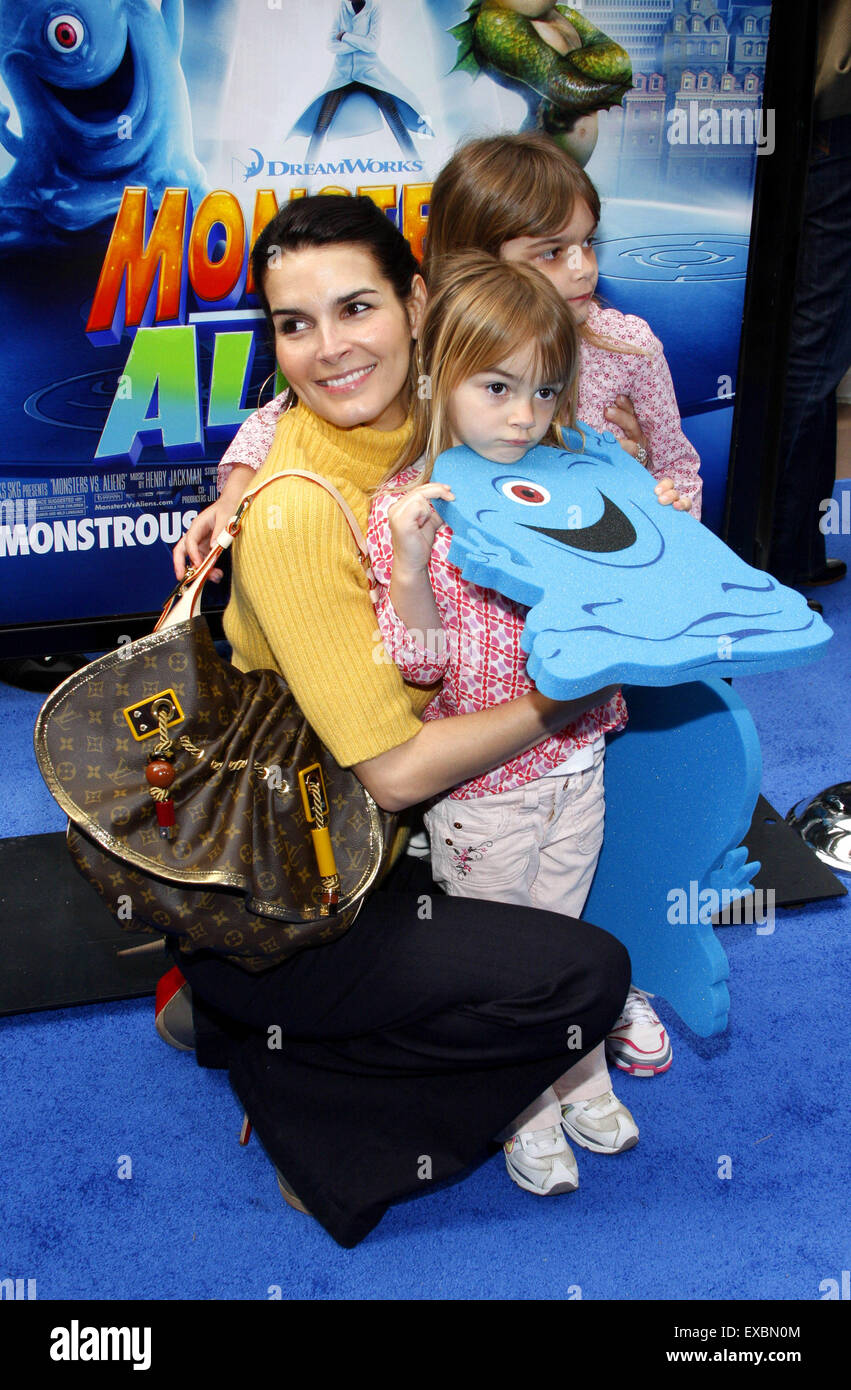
156, 469, 378, 632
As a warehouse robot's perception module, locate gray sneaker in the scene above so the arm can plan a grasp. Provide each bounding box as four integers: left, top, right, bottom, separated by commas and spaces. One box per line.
504, 1125, 579, 1195
560, 1090, 639, 1154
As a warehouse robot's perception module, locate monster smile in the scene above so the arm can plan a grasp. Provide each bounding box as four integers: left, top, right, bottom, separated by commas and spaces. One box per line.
42, 35, 135, 122
475, 493, 665, 569
32, 31, 149, 142
526, 493, 637, 553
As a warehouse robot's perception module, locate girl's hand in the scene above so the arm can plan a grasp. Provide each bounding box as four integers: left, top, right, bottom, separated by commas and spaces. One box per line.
387, 483, 454, 577
173, 497, 236, 583
173, 464, 255, 582
605, 394, 651, 467
654, 477, 692, 512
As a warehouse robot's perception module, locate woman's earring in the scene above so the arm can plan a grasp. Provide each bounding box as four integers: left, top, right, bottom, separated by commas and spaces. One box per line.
256, 371, 278, 408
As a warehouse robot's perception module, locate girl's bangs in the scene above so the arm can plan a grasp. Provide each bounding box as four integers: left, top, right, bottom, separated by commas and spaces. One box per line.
479, 141, 601, 245
453, 301, 573, 389
505, 165, 584, 243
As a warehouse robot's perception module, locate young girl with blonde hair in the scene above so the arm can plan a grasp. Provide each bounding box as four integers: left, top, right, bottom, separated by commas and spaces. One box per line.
366, 250, 689, 1193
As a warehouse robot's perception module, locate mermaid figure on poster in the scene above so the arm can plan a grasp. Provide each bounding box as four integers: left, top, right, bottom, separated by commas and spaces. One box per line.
289, 0, 434, 161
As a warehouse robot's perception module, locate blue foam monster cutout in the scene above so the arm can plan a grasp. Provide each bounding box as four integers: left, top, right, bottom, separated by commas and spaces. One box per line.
431, 426, 831, 698
583, 679, 762, 1038
0, 0, 206, 250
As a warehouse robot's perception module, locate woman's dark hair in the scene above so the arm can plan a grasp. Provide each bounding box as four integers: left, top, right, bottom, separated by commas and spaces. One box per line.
251, 194, 421, 331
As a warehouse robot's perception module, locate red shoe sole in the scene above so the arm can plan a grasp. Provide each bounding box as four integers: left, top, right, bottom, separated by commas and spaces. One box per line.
155, 965, 194, 1051
609, 1054, 673, 1077
155, 964, 187, 1014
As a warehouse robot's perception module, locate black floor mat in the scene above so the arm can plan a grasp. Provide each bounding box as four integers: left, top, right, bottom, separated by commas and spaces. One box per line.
0, 831, 165, 1016
742, 793, 847, 909
0, 800, 844, 1014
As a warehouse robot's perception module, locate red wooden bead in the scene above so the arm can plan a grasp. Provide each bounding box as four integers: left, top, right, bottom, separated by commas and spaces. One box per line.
146, 759, 175, 788
155, 800, 176, 827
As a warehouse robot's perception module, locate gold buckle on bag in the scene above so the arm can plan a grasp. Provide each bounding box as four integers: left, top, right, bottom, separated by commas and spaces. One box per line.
123, 690, 185, 741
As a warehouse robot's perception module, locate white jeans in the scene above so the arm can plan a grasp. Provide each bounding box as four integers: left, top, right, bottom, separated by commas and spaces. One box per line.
425, 745, 612, 1120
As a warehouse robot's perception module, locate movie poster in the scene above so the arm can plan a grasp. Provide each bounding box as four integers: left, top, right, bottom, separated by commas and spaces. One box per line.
0, 1, 772, 634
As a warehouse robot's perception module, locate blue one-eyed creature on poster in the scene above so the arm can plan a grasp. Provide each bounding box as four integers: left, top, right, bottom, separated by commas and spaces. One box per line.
432, 425, 831, 699
432, 427, 832, 1038
0, 0, 206, 250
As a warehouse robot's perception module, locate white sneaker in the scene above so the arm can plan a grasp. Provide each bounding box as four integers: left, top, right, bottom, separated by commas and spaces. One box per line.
606, 986, 672, 1077
560, 1090, 639, 1154
504, 1125, 579, 1195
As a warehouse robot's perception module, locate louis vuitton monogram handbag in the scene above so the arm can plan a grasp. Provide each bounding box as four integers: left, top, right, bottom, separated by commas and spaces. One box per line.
34, 471, 397, 972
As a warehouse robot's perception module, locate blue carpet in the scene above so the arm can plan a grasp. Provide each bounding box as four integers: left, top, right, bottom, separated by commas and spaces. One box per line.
1, 484, 849, 1300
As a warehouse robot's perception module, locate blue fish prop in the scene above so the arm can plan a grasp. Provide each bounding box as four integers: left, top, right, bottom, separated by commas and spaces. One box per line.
0, 0, 206, 249
432, 426, 832, 698
584, 679, 763, 1038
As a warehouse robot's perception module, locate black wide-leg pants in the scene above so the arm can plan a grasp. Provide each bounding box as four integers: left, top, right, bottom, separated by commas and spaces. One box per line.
178, 856, 631, 1247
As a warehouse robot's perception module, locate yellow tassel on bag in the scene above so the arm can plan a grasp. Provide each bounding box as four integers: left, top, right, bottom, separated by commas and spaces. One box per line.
299, 764, 341, 910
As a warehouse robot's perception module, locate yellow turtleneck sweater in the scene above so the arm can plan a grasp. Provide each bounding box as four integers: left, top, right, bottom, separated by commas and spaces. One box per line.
224, 402, 434, 767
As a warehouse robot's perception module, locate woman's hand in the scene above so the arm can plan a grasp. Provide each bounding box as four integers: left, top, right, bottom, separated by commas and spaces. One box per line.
605, 394, 651, 467
172, 464, 255, 582
654, 477, 692, 512
387, 483, 454, 579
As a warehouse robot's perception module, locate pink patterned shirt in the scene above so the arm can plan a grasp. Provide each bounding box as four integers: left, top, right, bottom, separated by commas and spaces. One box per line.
578, 301, 702, 519
366, 462, 628, 802
218, 302, 702, 519
218, 391, 292, 493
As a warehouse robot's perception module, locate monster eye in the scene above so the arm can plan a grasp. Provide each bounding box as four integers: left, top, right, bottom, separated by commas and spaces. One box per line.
47, 14, 85, 52
501, 480, 551, 506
